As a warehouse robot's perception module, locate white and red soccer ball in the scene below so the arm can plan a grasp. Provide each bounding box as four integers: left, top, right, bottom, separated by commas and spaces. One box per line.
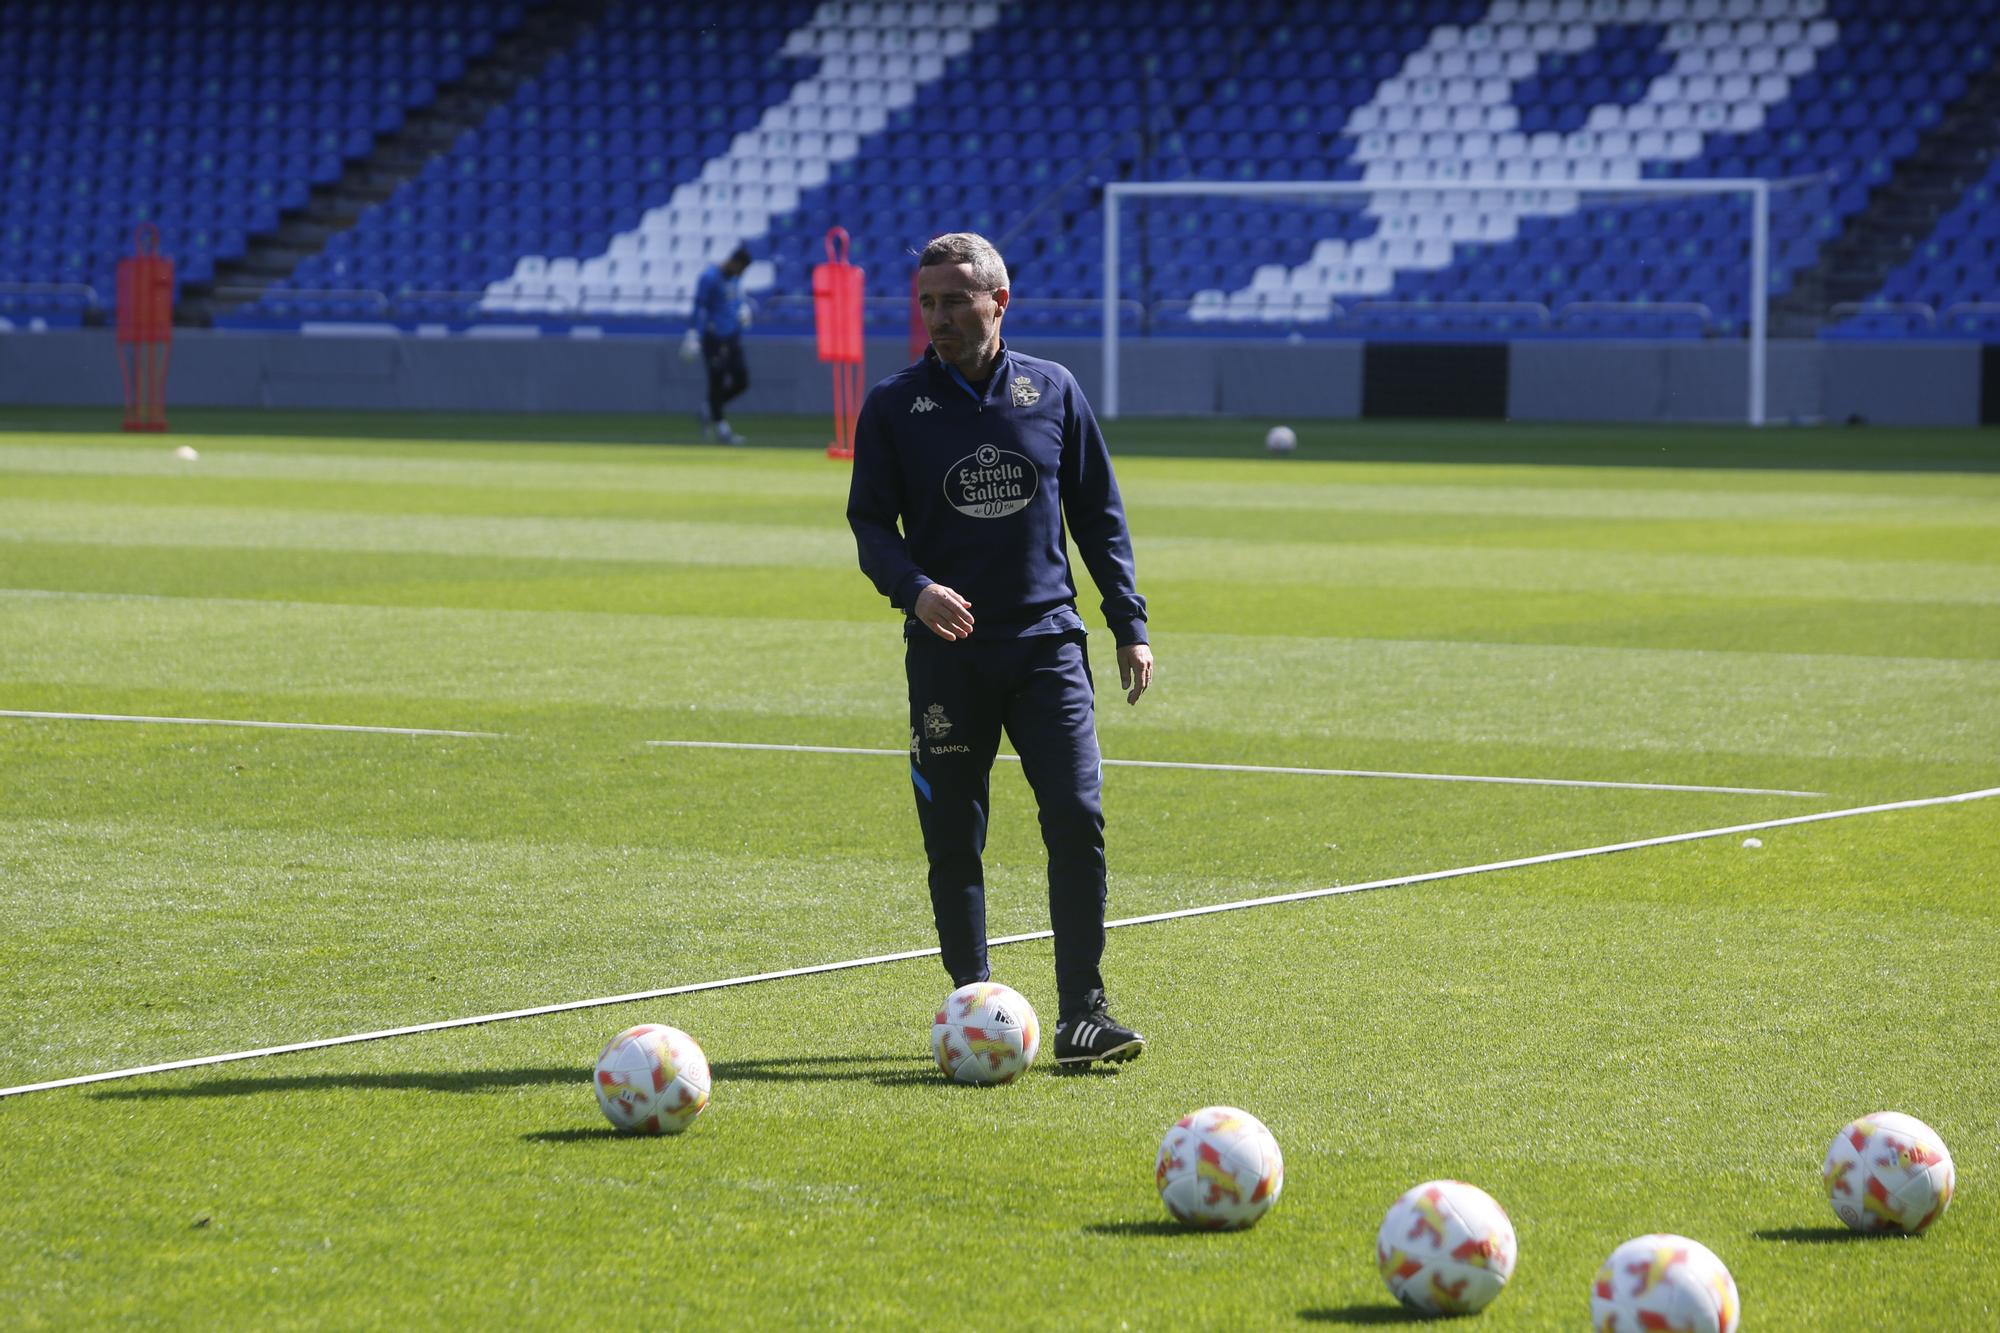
1376, 1179, 1517, 1316
1590, 1233, 1739, 1333
1823, 1111, 1955, 1235
1155, 1105, 1284, 1230
593, 1023, 711, 1134
931, 982, 1040, 1084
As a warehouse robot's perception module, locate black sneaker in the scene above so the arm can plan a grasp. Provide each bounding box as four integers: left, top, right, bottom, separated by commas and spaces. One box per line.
1053, 997, 1144, 1067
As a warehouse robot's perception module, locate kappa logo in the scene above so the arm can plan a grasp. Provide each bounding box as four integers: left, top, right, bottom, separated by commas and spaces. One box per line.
1010, 376, 1039, 407
910, 395, 941, 414
922, 703, 953, 739
910, 726, 921, 758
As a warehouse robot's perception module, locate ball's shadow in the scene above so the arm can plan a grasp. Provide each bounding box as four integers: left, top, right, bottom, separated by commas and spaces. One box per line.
1752, 1226, 1878, 1244
522, 1126, 630, 1144
1082, 1219, 1196, 1238
707, 1054, 923, 1086
1298, 1306, 1429, 1325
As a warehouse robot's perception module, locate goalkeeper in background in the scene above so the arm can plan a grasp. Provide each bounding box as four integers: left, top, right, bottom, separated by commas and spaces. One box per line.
681, 244, 753, 444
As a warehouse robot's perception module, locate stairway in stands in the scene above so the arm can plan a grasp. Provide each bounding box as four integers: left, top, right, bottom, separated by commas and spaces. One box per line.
1773, 49, 2000, 335
177, 0, 608, 327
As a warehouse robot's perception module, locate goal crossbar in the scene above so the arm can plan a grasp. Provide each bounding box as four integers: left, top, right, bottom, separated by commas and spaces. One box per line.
1102, 178, 1771, 424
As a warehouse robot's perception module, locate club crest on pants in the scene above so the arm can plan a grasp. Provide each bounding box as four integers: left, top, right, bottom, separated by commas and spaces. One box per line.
923, 703, 953, 739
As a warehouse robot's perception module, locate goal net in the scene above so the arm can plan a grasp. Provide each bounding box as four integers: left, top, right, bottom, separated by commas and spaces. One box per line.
1102, 177, 1819, 424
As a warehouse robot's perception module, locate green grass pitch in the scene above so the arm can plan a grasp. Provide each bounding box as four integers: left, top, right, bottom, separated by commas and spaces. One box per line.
2, 406, 1997, 1328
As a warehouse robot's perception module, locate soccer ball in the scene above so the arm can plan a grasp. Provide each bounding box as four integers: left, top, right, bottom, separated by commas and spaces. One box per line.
1155, 1105, 1284, 1230
1376, 1179, 1517, 1315
593, 1023, 711, 1134
1590, 1234, 1739, 1333
931, 982, 1039, 1084
1265, 424, 1297, 454
1823, 1111, 1955, 1234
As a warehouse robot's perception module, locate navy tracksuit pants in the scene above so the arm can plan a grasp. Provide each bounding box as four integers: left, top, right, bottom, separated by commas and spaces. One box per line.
906, 630, 1106, 1016
701, 332, 748, 422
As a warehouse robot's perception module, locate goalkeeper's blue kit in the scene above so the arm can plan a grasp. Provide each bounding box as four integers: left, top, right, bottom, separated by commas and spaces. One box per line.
691, 262, 745, 337
691, 262, 748, 424
846, 342, 1147, 1017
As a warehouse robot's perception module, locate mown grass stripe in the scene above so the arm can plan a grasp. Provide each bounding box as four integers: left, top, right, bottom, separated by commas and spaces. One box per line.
9, 781, 1988, 1102
645, 738, 1823, 796
0, 709, 499, 738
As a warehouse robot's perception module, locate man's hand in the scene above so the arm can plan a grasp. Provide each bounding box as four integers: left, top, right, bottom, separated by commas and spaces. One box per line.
914, 584, 974, 641
679, 329, 701, 362
1118, 643, 1153, 705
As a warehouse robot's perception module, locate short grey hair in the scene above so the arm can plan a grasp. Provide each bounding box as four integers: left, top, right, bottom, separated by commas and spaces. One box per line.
918, 232, 1008, 290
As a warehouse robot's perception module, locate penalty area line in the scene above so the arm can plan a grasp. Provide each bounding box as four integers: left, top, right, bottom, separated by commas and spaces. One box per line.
645, 738, 1822, 797
3, 783, 1991, 1101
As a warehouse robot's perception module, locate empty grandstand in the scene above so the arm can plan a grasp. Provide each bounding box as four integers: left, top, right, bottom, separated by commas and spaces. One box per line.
2, 0, 1999, 349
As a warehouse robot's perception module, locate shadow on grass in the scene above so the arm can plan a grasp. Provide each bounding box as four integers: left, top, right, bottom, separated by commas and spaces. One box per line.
857, 1059, 1135, 1089
521, 1127, 632, 1144
91, 1066, 583, 1099
1081, 1218, 1272, 1239
708, 1054, 925, 1086
1752, 1226, 1878, 1244
0, 405, 816, 449
9, 405, 1994, 473
1081, 1219, 1195, 1238
87, 1054, 985, 1100
1298, 1306, 1428, 1325
712, 1052, 1109, 1089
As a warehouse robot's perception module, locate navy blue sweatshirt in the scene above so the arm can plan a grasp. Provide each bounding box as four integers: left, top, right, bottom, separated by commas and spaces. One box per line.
846, 343, 1148, 646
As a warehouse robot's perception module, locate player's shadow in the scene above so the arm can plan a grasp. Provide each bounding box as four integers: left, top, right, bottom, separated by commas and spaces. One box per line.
707, 1053, 1057, 1089
1298, 1307, 1428, 1325
706, 1054, 930, 1087
1752, 1226, 1877, 1244
90, 1066, 583, 1099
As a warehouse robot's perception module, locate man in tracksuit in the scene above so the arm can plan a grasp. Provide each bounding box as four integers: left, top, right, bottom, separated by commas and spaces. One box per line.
682, 245, 752, 443
846, 232, 1154, 1068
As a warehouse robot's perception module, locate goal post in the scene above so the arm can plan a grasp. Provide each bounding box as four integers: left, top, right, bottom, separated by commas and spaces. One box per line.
1101, 178, 1773, 425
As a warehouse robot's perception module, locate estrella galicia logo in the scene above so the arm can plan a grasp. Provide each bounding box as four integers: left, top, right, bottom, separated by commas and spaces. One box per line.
944, 443, 1036, 518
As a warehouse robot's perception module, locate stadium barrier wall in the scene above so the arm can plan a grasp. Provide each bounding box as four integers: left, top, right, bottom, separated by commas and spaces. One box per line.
0, 329, 1988, 427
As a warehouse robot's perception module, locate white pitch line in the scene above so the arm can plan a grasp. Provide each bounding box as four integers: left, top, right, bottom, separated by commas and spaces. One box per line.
6, 782, 1991, 1102
645, 739, 1822, 797
0, 710, 500, 739
0, 714, 1820, 796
